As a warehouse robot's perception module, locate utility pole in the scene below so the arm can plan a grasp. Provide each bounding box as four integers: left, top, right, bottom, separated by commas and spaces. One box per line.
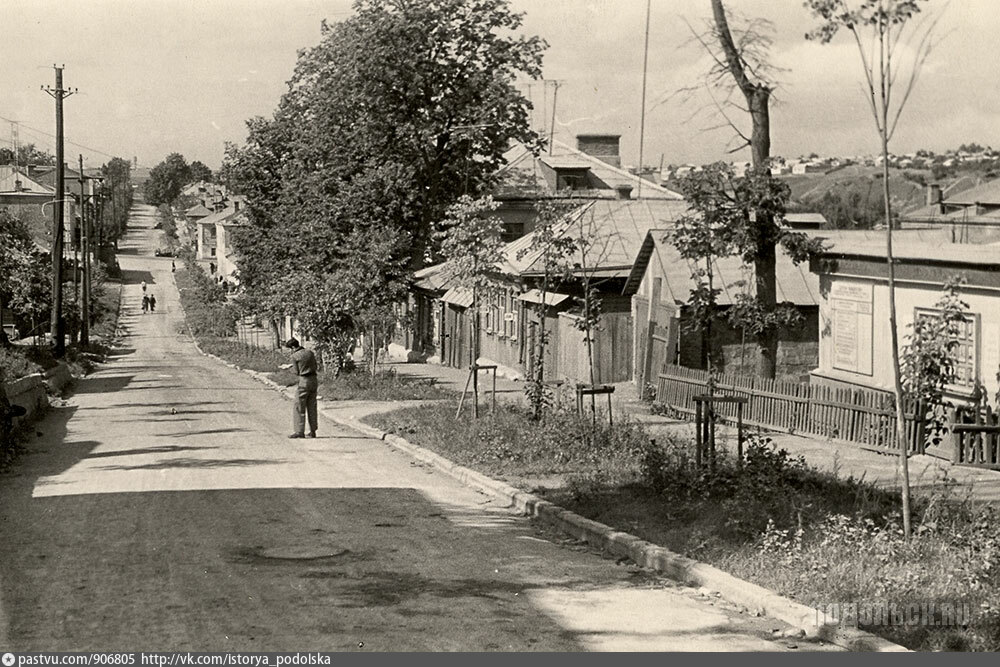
42, 66, 76, 357
547, 80, 561, 155
78, 155, 90, 346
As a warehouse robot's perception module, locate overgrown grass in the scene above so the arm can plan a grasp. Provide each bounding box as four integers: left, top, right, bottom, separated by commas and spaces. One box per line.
197, 336, 286, 372
364, 403, 1000, 651
192, 334, 452, 402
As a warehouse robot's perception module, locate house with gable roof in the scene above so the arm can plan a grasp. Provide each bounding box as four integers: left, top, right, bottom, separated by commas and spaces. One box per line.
395, 133, 686, 381
196, 196, 247, 280
624, 229, 823, 386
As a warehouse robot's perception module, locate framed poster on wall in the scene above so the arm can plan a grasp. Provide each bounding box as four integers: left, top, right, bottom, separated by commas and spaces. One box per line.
831, 281, 874, 376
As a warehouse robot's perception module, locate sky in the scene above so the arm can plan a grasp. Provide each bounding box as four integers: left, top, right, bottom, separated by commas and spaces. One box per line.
0, 0, 993, 172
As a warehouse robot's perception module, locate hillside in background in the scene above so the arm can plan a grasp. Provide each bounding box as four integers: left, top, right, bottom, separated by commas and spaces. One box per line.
781, 166, 998, 228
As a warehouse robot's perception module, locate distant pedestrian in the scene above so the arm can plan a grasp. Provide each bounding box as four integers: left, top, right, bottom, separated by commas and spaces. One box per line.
282, 338, 317, 439
141, 295, 149, 314
148, 294, 156, 312
141, 280, 147, 294
210, 262, 216, 274
171, 260, 176, 273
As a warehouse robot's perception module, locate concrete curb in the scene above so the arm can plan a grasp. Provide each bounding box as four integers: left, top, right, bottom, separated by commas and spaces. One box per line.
187, 338, 907, 652
331, 414, 907, 653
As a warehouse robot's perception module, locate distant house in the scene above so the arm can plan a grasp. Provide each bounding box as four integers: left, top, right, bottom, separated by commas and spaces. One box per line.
0, 165, 71, 249
903, 179, 1000, 231
809, 241, 1000, 408
784, 212, 827, 230
185, 202, 213, 225
196, 197, 246, 278
791, 161, 826, 175
625, 230, 822, 385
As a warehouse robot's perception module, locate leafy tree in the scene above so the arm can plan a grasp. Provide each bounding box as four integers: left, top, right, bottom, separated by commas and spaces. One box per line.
901, 277, 969, 436
436, 195, 506, 416
0, 210, 50, 346
188, 161, 213, 184
517, 201, 577, 420
0, 143, 55, 167
814, 186, 886, 229
100, 157, 133, 244
670, 163, 824, 373
143, 153, 193, 206
225, 0, 544, 353
806, 0, 941, 540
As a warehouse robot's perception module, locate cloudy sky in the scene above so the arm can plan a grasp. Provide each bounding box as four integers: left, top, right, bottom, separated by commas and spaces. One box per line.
0, 0, 991, 171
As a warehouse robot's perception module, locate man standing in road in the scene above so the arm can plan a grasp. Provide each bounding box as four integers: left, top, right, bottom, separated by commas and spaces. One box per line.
282, 338, 317, 439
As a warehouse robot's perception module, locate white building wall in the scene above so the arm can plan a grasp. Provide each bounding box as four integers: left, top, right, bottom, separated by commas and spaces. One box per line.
814, 274, 1000, 401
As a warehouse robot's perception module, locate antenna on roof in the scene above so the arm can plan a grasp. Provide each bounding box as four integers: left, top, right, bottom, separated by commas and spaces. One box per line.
637, 0, 652, 199
548, 80, 561, 155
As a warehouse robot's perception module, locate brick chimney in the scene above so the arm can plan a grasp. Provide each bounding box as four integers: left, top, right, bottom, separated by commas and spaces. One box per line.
615, 184, 633, 200
576, 134, 621, 168
926, 183, 942, 207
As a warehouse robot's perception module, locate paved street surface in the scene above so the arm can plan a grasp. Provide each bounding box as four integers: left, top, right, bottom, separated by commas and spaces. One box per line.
0, 204, 832, 652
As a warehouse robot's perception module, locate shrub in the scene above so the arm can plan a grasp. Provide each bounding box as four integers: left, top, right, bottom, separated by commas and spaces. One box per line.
0, 346, 44, 380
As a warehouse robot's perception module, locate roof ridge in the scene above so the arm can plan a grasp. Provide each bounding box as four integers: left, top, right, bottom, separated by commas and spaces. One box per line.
551, 139, 683, 199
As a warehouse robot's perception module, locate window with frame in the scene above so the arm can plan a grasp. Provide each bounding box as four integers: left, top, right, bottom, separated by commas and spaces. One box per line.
914, 308, 979, 390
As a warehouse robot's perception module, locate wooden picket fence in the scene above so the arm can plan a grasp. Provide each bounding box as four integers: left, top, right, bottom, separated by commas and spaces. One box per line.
952, 404, 1000, 470
656, 364, 925, 455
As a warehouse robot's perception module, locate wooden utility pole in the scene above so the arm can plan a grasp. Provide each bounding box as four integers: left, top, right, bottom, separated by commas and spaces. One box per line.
78, 155, 90, 346
42, 66, 75, 357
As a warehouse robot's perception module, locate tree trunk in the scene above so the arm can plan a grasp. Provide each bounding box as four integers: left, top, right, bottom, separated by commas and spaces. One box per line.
712, 0, 778, 379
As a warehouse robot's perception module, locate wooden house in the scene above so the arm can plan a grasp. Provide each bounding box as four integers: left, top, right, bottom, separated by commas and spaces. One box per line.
625, 230, 823, 386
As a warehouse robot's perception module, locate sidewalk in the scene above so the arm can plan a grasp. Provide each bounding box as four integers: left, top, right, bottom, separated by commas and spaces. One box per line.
382, 359, 643, 411
379, 360, 1000, 503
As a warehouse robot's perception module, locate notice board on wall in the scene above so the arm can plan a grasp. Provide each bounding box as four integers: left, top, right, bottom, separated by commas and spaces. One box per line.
831, 281, 873, 376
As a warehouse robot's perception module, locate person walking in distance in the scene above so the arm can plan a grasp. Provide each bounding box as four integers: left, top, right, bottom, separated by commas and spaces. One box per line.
141, 294, 149, 314
141, 280, 147, 294
148, 294, 157, 313
282, 338, 318, 438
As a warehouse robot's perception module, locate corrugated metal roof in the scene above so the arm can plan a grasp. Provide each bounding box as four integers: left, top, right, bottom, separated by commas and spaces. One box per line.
441, 286, 474, 308
496, 140, 683, 200
627, 231, 820, 307
785, 212, 826, 225
502, 198, 691, 277
819, 241, 1000, 265
413, 263, 450, 292
185, 203, 212, 217
943, 177, 1000, 206
517, 290, 571, 306
539, 155, 593, 170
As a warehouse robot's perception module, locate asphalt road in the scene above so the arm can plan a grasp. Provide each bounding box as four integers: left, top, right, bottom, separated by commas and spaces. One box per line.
0, 204, 829, 652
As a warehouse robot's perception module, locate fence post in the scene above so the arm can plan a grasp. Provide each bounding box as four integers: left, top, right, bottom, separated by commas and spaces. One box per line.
695, 399, 703, 468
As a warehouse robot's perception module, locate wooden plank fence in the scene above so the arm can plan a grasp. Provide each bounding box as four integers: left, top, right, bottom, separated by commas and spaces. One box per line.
656, 364, 925, 455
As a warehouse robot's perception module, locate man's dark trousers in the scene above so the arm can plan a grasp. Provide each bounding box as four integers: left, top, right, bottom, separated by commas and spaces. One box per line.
294, 375, 318, 436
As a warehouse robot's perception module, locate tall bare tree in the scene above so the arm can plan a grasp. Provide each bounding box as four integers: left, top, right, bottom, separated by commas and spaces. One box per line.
806, 0, 942, 540
697, 0, 784, 378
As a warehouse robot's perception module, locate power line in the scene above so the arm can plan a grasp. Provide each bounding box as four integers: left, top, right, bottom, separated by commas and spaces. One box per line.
0, 112, 137, 165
